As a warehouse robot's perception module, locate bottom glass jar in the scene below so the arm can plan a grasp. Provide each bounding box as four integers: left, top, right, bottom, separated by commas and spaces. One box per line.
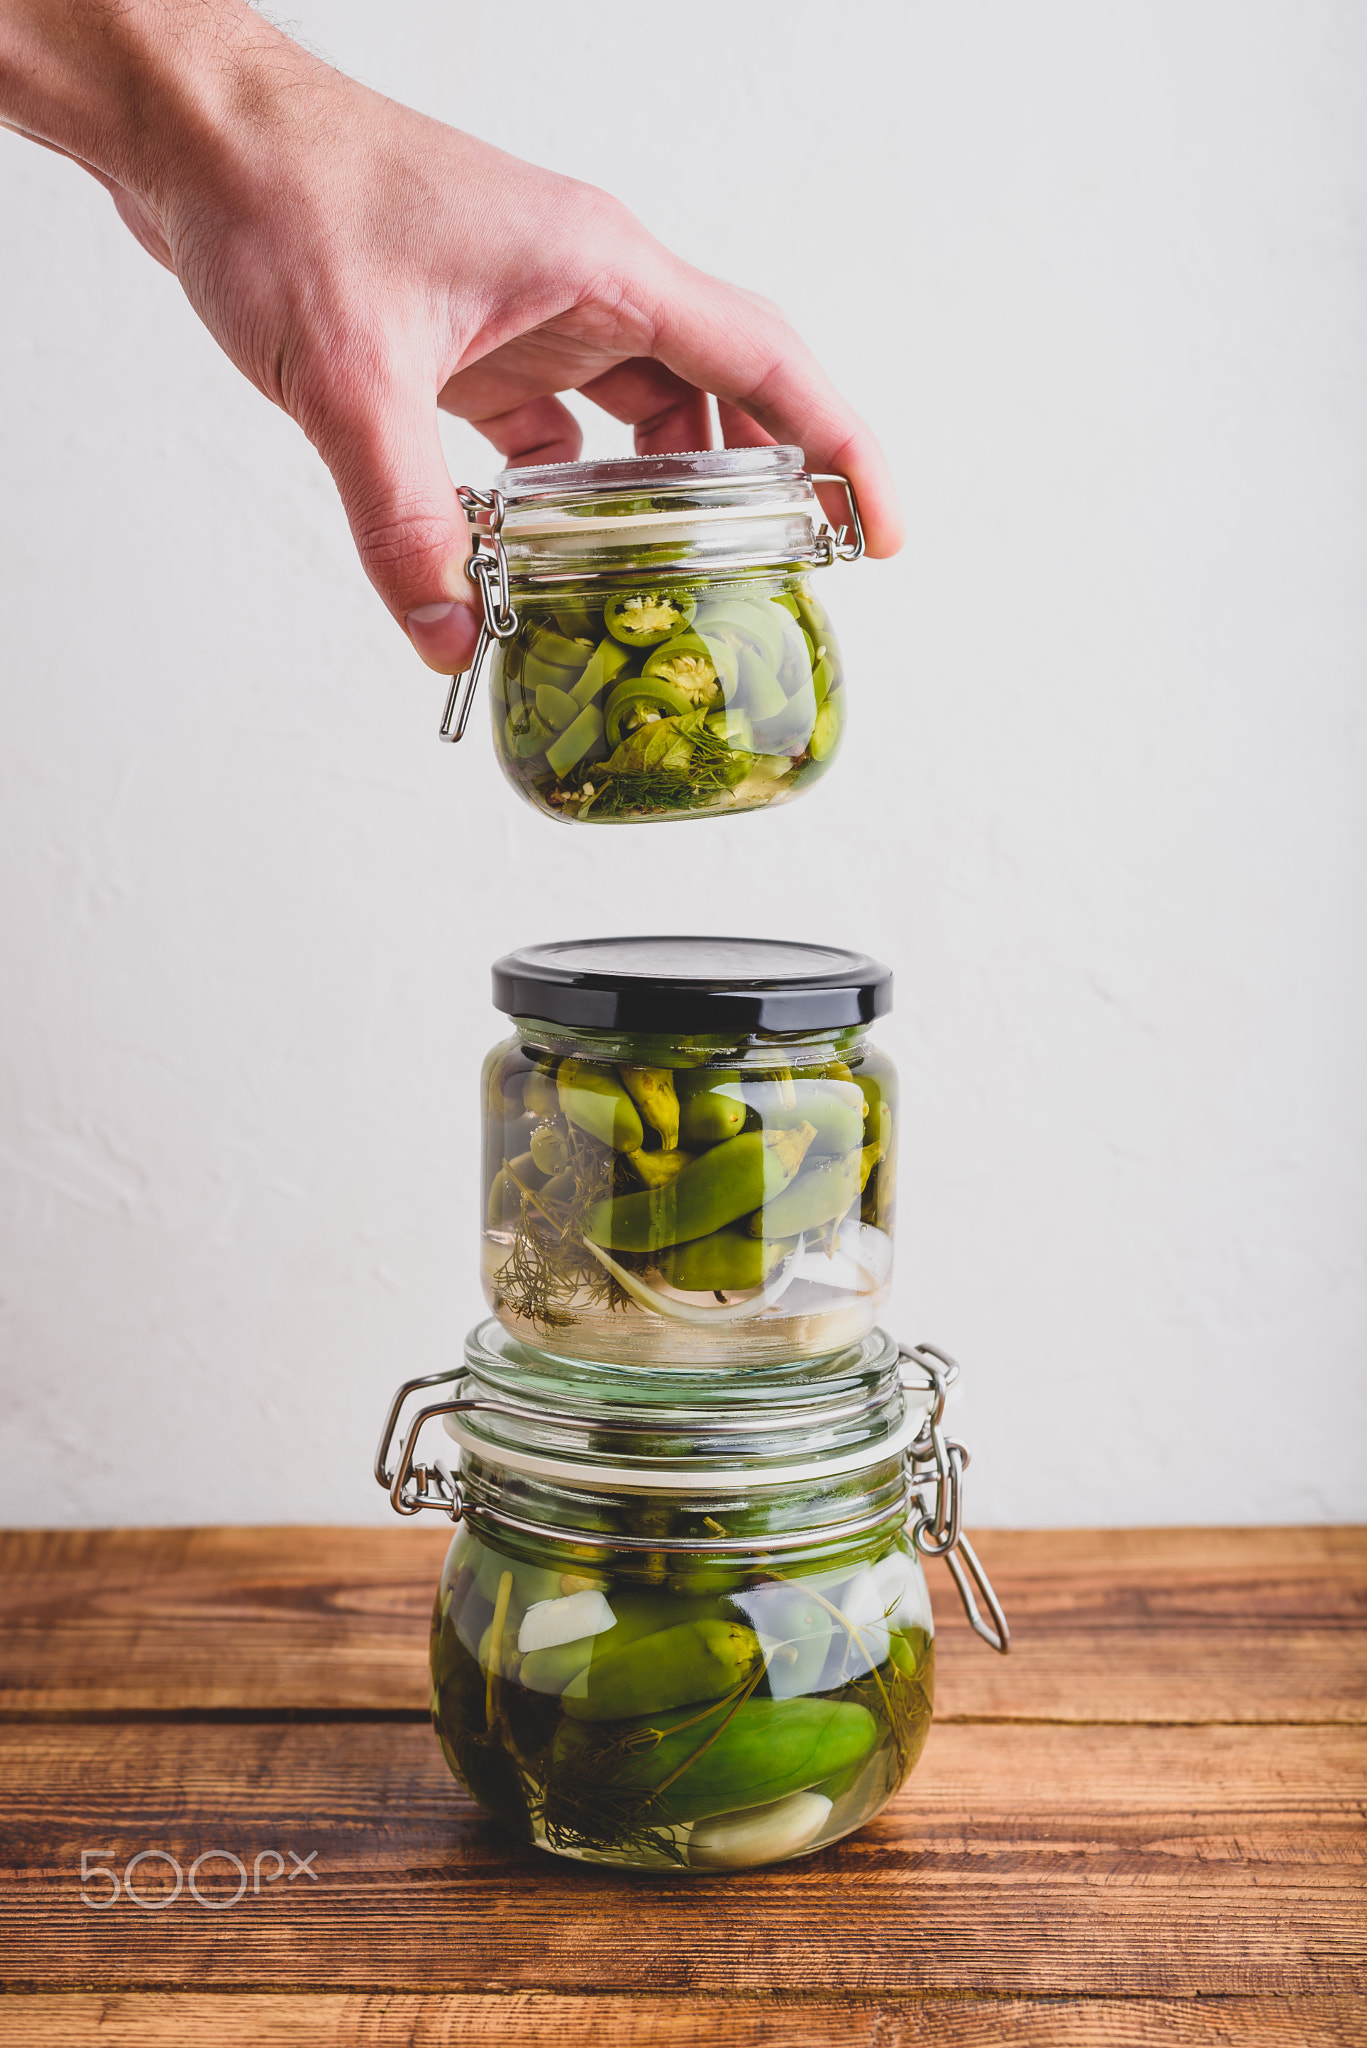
431, 1492, 933, 1872
377, 1332, 1007, 1873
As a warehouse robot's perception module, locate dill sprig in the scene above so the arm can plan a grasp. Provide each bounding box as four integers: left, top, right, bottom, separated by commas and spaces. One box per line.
491, 1120, 640, 1332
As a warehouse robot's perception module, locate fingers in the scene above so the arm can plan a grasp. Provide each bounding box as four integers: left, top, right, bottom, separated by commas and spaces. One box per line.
454, 392, 583, 468
647, 264, 904, 558
577, 361, 712, 454
717, 401, 774, 450
310, 390, 479, 674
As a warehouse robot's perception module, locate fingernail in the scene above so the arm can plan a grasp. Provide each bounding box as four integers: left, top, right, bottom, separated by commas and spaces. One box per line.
406, 600, 480, 674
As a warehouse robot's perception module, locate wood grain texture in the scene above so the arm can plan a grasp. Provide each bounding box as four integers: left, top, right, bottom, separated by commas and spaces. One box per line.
3, 1720, 1363, 1996
0, 1527, 450, 1715
3, 1525, 1363, 1722
0, 1993, 1363, 2047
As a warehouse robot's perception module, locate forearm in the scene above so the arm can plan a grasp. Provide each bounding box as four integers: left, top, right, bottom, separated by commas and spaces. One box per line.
0, 0, 293, 197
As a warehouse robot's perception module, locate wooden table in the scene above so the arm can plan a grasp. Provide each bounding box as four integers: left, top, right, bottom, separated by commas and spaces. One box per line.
1, 1526, 1363, 2045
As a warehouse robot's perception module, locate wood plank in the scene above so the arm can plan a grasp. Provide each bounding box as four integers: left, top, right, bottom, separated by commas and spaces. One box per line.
932, 1526, 1367, 1723
2, 1526, 1362, 1723
3, 1721, 1363, 1996
0, 1991, 1362, 2047
0, 1526, 451, 1715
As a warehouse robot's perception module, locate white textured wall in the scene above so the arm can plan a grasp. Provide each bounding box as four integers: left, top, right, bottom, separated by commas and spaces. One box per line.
2, 1, 1364, 1527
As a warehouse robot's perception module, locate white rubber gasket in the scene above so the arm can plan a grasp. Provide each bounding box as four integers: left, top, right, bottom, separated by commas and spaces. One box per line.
442, 1388, 933, 1496
504, 499, 818, 540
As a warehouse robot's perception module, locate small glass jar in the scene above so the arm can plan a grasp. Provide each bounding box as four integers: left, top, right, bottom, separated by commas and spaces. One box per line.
411, 1329, 940, 1872
482, 937, 897, 1369
446, 449, 864, 825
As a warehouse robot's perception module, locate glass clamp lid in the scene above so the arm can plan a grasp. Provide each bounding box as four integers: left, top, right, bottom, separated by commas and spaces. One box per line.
374, 1336, 1009, 1654
438, 447, 864, 750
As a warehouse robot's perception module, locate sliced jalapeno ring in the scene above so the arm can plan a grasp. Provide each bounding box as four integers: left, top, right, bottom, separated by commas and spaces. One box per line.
603, 675, 694, 748
604, 591, 698, 647
641, 633, 724, 709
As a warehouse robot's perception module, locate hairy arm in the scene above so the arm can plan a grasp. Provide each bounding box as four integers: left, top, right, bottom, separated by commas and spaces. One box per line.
1, 0, 902, 671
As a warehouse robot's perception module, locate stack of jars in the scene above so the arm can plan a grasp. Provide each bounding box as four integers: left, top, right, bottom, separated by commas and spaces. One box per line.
375, 456, 1005, 1876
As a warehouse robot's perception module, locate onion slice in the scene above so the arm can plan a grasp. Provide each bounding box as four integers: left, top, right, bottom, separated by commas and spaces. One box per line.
580, 1236, 804, 1325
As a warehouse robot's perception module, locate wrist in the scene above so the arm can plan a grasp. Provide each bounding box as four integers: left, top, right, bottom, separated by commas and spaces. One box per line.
0, 0, 302, 200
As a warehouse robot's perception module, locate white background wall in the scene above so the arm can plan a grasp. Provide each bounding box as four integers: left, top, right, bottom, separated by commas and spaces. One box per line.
2, 1, 1363, 1528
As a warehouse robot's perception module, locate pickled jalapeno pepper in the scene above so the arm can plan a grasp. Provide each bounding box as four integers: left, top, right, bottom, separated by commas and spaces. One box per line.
431, 1519, 934, 1871
482, 1029, 896, 1359
482, 937, 897, 1367
489, 576, 846, 824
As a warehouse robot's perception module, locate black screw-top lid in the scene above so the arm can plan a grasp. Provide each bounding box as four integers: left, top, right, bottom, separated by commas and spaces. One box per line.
491, 936, 892, 1034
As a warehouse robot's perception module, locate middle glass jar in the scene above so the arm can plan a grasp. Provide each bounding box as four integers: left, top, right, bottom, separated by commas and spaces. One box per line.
482, 936, 897, 1369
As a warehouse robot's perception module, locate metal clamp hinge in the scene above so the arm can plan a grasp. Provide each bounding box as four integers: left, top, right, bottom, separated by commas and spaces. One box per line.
374, 1367, 469, 1520
375, 1346, 1010, 1655
809, 473, 866, 566
900, 1342, 1011, 1654
439, 486, 519, 745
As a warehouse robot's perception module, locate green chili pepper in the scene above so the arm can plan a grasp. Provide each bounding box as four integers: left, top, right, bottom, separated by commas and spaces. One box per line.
811, 655, 835, 708
603, 675, 693, 747
570, 637, 634, 710
677, 1086, 748, 1148
528, 1120, 569, 1175
524, 1587, 725, 1698
522, 1067, 560, 1120
755, 680, 818, 755
550, 603, 602, 640
604, 591, 698, 647
626, 1146, 695, 1191
583, 1121, 816, 1251
557, 1059, 644, 1152
619, 1066, 680, 1150
654, 1224, 795, 1294
809, 696, 842, 761
504, 708, 553, 760
527, 625, 595, 673
545, 703, 604, 778
736, 1078, 866, 1156
745, 1147, 863, 1238
534, 683, 580, 732
736, 649, 788, 723
561, 1618, 761, 1721
889, 1626, 933, 1684
551, 1696, 878, 1823
695, 599, 786, 667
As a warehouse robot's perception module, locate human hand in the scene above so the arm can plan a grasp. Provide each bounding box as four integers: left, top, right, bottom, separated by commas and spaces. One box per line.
1, 0, 902, 674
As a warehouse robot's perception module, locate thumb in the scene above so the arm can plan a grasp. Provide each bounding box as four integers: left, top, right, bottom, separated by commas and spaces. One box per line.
314, 391, 481, 674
